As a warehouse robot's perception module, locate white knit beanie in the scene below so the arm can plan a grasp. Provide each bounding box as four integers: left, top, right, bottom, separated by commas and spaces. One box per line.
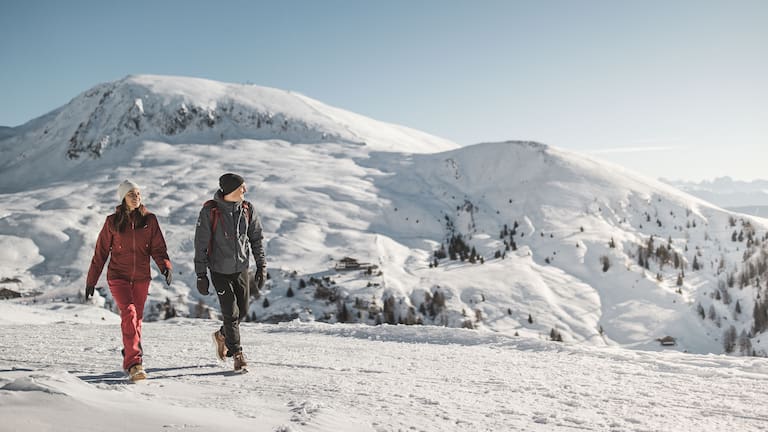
117, 179, 141, 201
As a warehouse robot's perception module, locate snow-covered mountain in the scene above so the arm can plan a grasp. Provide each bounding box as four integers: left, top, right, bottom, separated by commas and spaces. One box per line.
0, 75, 456, 193
2, 74, 768, 357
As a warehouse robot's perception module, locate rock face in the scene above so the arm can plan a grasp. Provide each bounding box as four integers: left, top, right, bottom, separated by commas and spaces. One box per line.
62, 79, 354, 160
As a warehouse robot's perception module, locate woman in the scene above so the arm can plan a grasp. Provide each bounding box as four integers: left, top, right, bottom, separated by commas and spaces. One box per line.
86, 179, 173, 381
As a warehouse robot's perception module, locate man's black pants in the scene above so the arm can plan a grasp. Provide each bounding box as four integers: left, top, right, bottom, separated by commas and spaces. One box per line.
211, 270, 250, 356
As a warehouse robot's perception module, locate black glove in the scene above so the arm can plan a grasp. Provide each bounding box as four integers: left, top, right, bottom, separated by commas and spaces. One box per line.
162, 268, 173, 286
196, 273, 209, 295
85, 285, 95, 300
255, 267, 266, 290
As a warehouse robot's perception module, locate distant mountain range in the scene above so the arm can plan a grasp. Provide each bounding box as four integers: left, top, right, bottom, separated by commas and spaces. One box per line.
1, 75, 767, 356
0, 126, 13, 140
663, 177, 768, 217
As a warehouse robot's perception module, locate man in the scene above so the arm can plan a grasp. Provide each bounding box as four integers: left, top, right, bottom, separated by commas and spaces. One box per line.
194, 173, 266, 372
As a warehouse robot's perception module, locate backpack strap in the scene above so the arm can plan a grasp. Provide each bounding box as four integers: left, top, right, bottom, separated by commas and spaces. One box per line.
204, 200, 251, 257
242, 201, 251, 224
203, 200, 219, 257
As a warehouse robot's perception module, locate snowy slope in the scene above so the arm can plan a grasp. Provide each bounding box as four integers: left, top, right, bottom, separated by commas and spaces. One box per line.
2, 302, 768, 432
359, 141, 768, 354
2, 75, 768, 358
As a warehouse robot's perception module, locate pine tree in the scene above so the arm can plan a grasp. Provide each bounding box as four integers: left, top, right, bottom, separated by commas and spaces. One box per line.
752, 299, 768, 334
723, 325, 737, 353
432, 289, 446, 316
738, 330, 752, 355
708, 304, 717, 320
383, 296, 396, 324
697, 303, 705, 319
339, 302, 350, 323
600, 255, 610, 272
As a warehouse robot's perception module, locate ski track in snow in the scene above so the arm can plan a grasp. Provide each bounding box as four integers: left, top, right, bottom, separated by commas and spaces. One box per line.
2, 308, 768, 432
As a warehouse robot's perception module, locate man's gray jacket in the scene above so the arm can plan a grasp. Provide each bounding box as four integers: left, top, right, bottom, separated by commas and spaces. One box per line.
194, 191, 265, 276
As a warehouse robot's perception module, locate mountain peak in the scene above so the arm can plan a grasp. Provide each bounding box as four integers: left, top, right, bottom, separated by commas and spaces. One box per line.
0, 75, 458, 191
67, 74, 457, 156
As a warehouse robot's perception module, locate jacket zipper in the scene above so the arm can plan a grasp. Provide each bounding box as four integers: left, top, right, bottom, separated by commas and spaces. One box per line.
233, 208, 238, 264
131, 221, 136, 283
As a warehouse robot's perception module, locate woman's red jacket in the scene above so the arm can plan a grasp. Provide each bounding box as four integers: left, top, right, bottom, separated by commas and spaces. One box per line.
86, 211, 172, 287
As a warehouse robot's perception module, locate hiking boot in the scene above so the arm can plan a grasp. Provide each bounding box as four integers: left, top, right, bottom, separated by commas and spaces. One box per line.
233, 351, 247, 372
128, 364, 147, 382
213, 330, 228, 360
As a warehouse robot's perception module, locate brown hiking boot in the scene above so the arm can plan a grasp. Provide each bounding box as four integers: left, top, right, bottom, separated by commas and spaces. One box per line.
128, 364, 147, 382
233, 351, 248, 372
213, 330, 228, 360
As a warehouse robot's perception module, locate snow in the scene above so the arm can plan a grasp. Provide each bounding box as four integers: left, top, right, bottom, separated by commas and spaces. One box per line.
1, 76, 767, 355
2, 302, 768, 431
2, 74, 768, 429
1, 77, 766, 354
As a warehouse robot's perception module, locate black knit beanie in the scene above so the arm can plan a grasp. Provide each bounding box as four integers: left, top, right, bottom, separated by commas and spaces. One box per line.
219, 173, 245, 196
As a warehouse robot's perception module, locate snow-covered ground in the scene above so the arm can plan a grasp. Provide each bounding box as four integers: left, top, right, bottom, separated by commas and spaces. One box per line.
1, 301, 768, 431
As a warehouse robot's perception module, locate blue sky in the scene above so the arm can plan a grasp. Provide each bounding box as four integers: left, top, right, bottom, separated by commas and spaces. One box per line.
1, 0, 766, 181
